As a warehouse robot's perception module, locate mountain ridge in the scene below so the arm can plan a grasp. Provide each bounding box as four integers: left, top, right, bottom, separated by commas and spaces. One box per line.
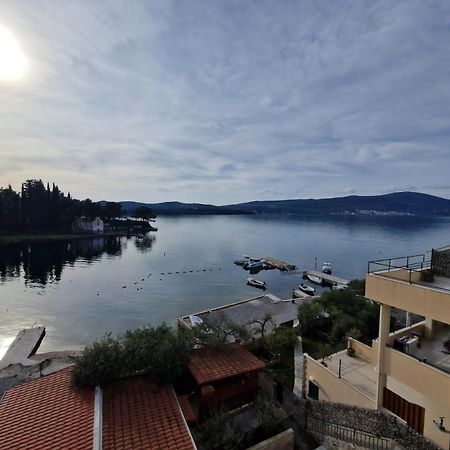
119, 191, 450, 217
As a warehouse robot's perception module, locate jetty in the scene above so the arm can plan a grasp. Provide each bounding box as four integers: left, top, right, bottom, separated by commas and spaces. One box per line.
302, 270, 350, 287
0, 326, 46, 369
264, 257, 296, 271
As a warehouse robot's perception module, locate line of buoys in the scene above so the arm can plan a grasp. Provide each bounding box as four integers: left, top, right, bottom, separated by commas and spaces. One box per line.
119, 267, 222, 291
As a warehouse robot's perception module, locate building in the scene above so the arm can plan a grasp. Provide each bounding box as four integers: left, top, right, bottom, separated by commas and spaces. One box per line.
0, 368, 197, 450
179, 294, 300, 337
72, 217, 104, 233
304, 246, 450, 449
186, 342, 265, 419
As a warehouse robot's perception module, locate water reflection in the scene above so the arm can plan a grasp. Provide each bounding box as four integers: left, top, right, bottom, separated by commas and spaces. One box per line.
0, 234, 155, 286
134, 234, 156, 253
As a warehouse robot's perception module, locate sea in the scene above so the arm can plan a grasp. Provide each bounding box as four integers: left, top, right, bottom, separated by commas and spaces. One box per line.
0, 214, 449, 352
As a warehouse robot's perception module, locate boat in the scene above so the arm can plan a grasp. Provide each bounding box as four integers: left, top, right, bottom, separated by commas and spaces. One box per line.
292, 289, 306, 299
322, 262, 332, 275
307, 274, 323, 285
234, 255, 250, 266
332, 283, 347, 291
244, 258, 265, 270
247, 278, 266, 289
298, 283, 315, 295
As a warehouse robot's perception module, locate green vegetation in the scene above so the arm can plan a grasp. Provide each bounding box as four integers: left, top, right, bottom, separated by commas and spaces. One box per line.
72, 324, 192, 387
298, 281, 379, 358
192, 313, 251, 348
197, 394, 286, 450
0, 179, 123, 235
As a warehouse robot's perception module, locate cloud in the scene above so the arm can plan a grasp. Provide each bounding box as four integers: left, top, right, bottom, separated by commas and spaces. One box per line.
0, 0, 449, 203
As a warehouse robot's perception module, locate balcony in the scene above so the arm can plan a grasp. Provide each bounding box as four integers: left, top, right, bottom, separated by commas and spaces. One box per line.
365, 255, 450, 323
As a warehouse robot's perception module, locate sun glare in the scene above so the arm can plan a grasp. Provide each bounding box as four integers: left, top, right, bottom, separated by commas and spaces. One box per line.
0, 25, 27, 82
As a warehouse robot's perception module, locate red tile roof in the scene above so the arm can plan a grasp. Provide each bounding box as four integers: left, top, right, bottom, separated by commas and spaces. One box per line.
0, 368, 94, 450
187, 342, 265, 385
177, 395, 196, 424
103, 377, 196, 450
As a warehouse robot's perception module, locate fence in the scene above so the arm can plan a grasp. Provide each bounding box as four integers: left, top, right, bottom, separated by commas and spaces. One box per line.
306, 416, 391, 450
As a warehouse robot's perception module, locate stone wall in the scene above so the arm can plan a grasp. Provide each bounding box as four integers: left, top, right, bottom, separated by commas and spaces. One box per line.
281, 390, 439, 450
245, 429, 294, 450
432, 246, 450, 277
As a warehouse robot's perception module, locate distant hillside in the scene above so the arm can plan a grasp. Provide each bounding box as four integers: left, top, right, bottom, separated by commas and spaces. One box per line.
120, 192, 450, 217
225, 192, 450, 216
120, 201, 251, 216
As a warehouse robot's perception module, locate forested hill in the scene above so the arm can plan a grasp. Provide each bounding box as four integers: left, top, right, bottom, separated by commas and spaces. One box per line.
120, 201, 250, 216
122, 192, 450, 217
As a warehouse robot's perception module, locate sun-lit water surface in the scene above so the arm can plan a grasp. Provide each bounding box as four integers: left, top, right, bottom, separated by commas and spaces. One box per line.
0, 214, 449, 351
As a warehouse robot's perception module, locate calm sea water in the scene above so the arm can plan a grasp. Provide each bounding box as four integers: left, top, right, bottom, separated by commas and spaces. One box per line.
1, 214, 449, 352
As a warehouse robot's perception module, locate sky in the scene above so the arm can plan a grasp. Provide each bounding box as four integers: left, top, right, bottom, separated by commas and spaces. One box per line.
0, 0, 449, 204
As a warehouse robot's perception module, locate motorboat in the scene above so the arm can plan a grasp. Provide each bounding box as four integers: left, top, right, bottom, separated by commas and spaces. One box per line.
332, 283, 347, 291
292, 289, 307, 299
247, 278, 266, 289
322, 262, 332, 275
234, 255, 250, 266
307, 274, 323, 285
298, 283, 315, 295
244, 258, 265, 270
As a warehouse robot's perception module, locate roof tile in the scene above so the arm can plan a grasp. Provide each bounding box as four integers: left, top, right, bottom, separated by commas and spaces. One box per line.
187, 342, 265, 385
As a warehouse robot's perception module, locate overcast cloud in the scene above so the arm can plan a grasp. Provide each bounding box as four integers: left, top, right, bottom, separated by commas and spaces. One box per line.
1, 0, 449, 203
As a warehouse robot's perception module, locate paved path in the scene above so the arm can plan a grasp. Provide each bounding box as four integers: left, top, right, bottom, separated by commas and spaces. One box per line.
293, 336, 304, 398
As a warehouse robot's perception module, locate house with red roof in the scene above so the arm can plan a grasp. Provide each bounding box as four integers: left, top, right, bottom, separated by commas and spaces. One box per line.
187, 342, 266, 419
0, 368, 197, 450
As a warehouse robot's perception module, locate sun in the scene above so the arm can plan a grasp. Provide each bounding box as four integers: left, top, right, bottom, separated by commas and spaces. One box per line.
0, 25, 27, 82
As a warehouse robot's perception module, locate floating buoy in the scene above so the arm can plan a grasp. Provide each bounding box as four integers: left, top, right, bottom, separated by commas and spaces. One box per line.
122, 286, 127, 288
141, 278, 144, 281
168, 272, 172, 274
161, 273, 165, 275
134, 282, 138, 285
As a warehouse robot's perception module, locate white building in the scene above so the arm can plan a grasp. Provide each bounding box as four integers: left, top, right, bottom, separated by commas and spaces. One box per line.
72, 217, 104, 233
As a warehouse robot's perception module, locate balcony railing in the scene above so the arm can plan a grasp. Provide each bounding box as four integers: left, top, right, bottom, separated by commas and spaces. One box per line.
367, 253, 431, 275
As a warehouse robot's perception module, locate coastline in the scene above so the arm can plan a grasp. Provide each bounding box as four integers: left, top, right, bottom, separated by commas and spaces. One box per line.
0, 231, 143, 245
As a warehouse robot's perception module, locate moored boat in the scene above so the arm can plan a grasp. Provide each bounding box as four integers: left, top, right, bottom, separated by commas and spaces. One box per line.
307, 274, 323, 285
332, 283, 347, 291
298, 283, 315, 295
234, 255, 250, 266
322, 262, 332, 275
244, 258, 265, 270
247, 277, 266, 289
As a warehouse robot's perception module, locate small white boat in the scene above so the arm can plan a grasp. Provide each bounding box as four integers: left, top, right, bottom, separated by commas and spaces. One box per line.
322, 262, 332, 275
247, 277, 266, 289
307, 274, 323, 285
244, 258, 265, 270
332, 283, 347, 291
298, 283, 315, 295
292, 289, 309, 299
234, 255, 250, 266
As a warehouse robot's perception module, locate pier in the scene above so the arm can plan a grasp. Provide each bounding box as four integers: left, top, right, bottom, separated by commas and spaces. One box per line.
264, 257, 296, 271
0, 326, 45, 369
303, 270, 350, 287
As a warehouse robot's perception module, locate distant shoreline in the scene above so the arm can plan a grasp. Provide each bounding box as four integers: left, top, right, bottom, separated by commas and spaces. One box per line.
0, 231, 142, 245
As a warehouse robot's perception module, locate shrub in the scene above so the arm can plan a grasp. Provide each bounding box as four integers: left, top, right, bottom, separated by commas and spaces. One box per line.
71, 333, 124, 387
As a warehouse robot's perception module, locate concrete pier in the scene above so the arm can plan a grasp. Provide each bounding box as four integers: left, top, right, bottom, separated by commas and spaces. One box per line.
302, 270, 349, 286
0, 327, 46, 369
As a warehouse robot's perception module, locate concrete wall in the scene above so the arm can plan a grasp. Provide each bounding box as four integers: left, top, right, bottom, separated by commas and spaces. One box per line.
387, 374, 450, 450
305, 355, 376, 409
348, 338, 374, 363
365, 273, 450, 324
245, 429, 294, 450
384, 347, 450, 410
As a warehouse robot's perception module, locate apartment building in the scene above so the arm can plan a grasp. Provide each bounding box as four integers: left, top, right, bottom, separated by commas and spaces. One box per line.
304, 246, 450, 449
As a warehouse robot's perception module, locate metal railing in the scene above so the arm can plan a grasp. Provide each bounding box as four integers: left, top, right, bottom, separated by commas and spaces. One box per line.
367, 253, 431, 274
306, 416, 391, 450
